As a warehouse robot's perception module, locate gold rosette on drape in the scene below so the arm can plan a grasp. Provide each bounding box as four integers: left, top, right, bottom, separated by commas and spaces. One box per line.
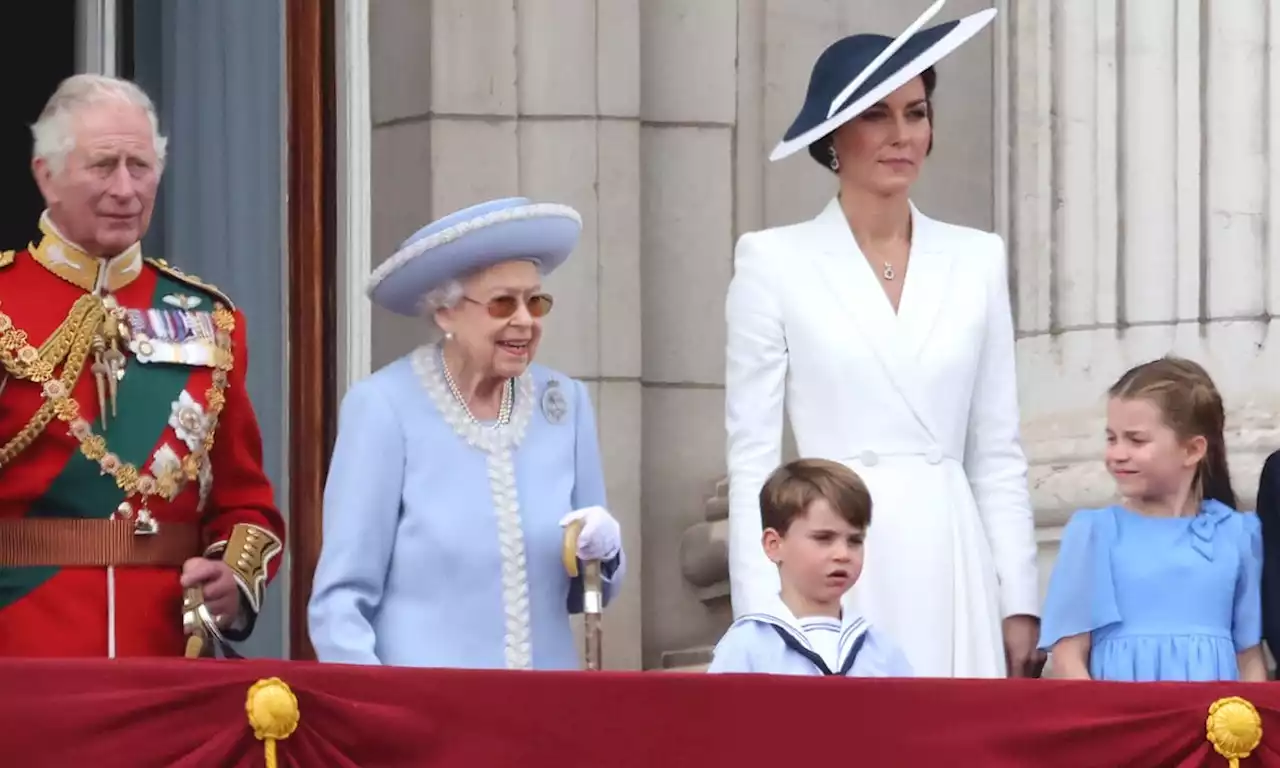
246, 677, 299, 768
1206, 696, 1262, 767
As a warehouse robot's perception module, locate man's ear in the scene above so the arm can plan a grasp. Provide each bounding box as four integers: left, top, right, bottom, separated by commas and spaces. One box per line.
31, 157, 58, 205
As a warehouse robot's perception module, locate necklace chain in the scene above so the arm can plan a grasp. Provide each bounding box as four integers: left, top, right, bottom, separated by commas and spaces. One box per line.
440, 349, 513, 427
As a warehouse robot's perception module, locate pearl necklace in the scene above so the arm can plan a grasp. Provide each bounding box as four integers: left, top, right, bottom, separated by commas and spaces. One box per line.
440, 350, 513, 427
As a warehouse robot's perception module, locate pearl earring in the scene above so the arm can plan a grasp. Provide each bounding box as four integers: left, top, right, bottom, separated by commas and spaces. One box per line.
828, 145, 840, 172
445, 332, 454, 341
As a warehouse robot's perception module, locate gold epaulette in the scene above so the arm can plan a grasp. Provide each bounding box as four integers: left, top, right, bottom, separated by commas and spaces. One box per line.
0, 250, 15, 268
145, 257, 236, 311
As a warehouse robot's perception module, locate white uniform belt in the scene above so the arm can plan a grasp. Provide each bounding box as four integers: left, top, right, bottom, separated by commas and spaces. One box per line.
839, 447, 958, 467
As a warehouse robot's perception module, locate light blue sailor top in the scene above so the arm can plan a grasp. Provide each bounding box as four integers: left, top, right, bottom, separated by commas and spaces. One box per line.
307, 344, 624, 670
707, 595, 913, 677
1038, 500, 1262, 682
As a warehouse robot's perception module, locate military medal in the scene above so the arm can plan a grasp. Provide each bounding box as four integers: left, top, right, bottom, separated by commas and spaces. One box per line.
541, 379, 568, 425
162, 293, 202, 310
125, 307, 220, 367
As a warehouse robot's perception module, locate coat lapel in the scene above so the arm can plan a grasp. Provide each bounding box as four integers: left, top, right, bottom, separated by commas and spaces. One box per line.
897, 204, 955, 363
803, 198, 950, 442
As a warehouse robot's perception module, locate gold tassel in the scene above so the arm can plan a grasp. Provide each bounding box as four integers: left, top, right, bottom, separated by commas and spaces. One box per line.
246, 677, 299, 768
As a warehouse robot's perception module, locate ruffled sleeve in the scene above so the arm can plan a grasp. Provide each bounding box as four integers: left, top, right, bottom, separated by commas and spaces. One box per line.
1233, 512, 1264, 651
1038, 508, 1122, 651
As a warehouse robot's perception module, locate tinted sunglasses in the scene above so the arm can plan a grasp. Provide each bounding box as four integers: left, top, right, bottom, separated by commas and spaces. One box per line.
464, 293, 554, 319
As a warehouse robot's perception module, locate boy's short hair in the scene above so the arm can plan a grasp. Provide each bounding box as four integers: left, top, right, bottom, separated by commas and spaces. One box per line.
759, 458, 872, 534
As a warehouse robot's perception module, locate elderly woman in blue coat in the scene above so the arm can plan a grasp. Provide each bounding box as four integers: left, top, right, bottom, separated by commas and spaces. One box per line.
308, 197, 625, 670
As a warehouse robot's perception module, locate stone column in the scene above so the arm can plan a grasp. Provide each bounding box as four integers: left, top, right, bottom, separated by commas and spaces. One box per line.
638, 0, 740, 669
366, 0, 643, 669
1001, 0, 1280, 587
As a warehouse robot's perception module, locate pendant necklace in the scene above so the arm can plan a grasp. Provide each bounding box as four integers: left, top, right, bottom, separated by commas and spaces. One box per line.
882, 262, 895, 281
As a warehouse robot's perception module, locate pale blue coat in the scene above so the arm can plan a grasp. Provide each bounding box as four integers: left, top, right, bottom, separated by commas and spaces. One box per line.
308, 344, 624, 669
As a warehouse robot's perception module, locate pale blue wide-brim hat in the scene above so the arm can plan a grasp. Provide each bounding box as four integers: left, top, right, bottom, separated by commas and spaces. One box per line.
366, 196, 582, 317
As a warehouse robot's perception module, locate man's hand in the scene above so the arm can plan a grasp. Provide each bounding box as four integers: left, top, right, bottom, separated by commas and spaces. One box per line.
1003, 614, 1045, 678
180, 557, 241, 629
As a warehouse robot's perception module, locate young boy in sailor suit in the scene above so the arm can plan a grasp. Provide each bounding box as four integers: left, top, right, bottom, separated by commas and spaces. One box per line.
708, 458, 912, 677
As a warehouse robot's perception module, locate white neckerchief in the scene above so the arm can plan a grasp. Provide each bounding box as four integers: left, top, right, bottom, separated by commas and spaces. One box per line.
799, 615, 842, 671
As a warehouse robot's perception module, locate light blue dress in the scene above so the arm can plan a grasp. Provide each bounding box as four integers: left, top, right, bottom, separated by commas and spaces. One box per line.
307, 344, 625, 670
1038, 500, 1262, 682
707, 595, 914, 677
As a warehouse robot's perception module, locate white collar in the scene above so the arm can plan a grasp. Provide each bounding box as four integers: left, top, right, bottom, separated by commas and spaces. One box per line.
732, 593, 870, 658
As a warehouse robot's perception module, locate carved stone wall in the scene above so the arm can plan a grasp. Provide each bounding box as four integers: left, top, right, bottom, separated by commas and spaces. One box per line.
1007, 0, 1280, 512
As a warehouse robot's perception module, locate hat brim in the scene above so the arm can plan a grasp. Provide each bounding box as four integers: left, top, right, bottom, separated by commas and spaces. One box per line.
366, 203, 581, 317
769, 8, 996, 162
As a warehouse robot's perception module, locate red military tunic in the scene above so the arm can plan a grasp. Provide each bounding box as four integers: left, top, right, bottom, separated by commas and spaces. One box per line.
0, 215, 286, 656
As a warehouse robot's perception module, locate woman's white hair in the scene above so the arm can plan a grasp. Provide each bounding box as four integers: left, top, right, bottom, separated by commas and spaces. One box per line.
31, 74, 168, 174
418, 279, 466, 340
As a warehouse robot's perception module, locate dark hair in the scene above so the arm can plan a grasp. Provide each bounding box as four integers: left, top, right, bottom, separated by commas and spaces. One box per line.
759, 458, 872, 534
1108, 356, 1237, 509
811, 67, 938, 172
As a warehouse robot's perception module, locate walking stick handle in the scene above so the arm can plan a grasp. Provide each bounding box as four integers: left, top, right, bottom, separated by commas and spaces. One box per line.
562, 519, 604, 670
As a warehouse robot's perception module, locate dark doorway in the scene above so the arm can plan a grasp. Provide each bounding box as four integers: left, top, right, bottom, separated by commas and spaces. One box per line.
0, 2, 77, 251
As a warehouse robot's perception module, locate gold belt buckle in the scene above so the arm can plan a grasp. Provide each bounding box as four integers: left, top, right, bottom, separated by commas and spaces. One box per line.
133, 508, 159, 536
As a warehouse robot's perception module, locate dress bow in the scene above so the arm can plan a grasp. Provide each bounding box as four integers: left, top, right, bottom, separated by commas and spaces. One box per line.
1189, 501, 1233, 560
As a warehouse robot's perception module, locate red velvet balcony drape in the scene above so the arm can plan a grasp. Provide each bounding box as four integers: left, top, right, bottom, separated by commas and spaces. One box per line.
1, 658, 1278, 768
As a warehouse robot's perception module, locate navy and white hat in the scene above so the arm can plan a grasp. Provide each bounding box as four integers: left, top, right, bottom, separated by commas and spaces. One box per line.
770, 0, 996, 166
367, 197, 582, 317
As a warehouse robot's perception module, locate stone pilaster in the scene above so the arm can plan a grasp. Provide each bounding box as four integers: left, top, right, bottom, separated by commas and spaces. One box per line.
639, 0, 739, 669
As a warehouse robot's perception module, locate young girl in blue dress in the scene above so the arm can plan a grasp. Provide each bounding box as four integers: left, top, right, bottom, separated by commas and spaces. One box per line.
1039, 356, 1265, 682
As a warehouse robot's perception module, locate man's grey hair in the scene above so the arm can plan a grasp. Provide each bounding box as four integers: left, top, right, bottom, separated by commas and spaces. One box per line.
31, 74, 168, 175
418, 279, 466, 340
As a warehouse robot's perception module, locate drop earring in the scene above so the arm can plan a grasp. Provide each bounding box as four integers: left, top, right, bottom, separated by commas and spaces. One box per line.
828, 145, 840, 172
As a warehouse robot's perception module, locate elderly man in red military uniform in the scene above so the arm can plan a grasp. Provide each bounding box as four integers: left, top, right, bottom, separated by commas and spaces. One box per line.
0, 73, 286, 657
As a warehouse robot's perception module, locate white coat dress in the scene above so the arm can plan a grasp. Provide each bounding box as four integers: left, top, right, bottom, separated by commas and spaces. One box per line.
724, 198, 1040, 678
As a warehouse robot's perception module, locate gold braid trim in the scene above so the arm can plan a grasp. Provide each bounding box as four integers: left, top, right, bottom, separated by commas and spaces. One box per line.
146, 258, 236, 311
0, 296, 236, 520
0, 295, 104, 466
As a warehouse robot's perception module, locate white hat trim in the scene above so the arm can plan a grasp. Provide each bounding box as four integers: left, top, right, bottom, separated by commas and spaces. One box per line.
769, 7, 997, 162
825, 0, 947, 120
364, 203, 583, 296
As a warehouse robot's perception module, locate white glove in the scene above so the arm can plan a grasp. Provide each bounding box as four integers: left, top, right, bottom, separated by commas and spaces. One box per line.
559, 506, 621, 562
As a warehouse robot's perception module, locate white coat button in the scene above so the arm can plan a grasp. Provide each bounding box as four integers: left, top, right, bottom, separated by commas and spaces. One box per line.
859, 450, 879, 466
925, 446, 943, 464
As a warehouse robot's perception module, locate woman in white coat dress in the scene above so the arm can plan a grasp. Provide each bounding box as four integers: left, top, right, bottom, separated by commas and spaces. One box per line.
725, 1, 1042, 679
